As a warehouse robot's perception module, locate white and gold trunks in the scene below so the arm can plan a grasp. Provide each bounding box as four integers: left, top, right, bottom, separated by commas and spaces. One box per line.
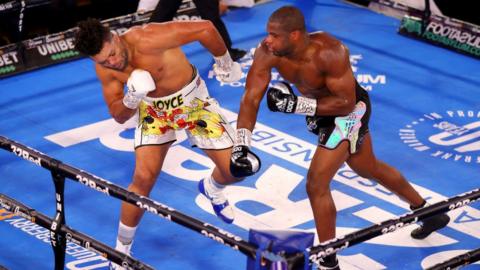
134, 69, 234, 149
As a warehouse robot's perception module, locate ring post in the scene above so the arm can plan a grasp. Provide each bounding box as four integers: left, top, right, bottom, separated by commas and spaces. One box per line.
50, 159, 67, 270
247, 229, 314, 270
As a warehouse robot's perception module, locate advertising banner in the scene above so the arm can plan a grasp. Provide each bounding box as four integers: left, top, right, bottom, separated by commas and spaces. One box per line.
399, 15, 480, 59
0, 0, 198, 78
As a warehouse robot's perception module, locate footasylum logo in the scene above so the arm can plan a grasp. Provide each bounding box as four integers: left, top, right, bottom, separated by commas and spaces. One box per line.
399, 110, 480, 164
401, 16, 480, 57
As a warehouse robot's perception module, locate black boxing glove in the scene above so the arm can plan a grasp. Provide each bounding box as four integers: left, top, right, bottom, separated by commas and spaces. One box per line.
230, 128, 261, 178
266, 81, 317, 116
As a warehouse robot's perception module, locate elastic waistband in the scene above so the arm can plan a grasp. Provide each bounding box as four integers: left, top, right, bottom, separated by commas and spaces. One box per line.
143, 66, 201, 104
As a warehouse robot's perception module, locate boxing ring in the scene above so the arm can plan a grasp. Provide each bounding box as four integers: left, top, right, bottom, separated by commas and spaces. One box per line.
0, 136, 258, 269
1, 135, 480, 269
1, 0, 480, 269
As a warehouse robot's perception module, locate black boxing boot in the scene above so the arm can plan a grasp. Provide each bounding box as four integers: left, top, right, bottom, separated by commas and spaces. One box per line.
410, 201, 450, 240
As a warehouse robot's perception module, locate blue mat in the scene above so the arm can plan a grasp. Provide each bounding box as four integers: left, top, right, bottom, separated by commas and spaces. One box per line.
1, 0, 479, 269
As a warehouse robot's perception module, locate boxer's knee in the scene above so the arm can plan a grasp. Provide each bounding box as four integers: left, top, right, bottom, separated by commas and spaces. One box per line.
306, 171, 331, 199
129, 169, 158, 195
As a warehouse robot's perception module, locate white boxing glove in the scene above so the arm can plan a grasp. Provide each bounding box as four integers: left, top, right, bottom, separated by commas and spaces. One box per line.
123, 69, 156, 109
213, 51, 242, 83
137, 0, 158, 13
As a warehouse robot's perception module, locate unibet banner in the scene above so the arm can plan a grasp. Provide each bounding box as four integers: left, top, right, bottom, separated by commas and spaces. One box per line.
399, 15, 480, 59
0, 1, 198, 79
0, 43, 23, 76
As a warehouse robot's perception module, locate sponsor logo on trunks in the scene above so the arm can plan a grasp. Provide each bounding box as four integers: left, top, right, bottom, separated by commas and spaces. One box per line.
152, 94, 184, 111
400, 110, 480, 164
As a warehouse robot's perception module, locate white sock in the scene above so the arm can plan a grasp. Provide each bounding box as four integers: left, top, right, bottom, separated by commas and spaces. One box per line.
117, 222, 137, 246
205, 175, 225, 194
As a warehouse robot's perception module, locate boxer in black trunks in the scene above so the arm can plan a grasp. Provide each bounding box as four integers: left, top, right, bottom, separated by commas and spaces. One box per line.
305, 81, 371, 153
228, 6, 450, 270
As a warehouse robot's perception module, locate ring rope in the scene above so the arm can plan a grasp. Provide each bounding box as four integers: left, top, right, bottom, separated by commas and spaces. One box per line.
0, 193, 154, 270
425, 247, 480, 270
307, 187, 480, 266
3, 135, 479, 268
0, 136, 259, 260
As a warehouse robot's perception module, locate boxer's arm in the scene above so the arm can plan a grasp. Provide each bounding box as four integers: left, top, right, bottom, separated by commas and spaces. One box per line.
316, 43, 357, 116
230, 46, 272, 177
137, 21, 241, 82
237, 46, 273, 131
97, 67, 136, 124
138, 21, 228, 57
